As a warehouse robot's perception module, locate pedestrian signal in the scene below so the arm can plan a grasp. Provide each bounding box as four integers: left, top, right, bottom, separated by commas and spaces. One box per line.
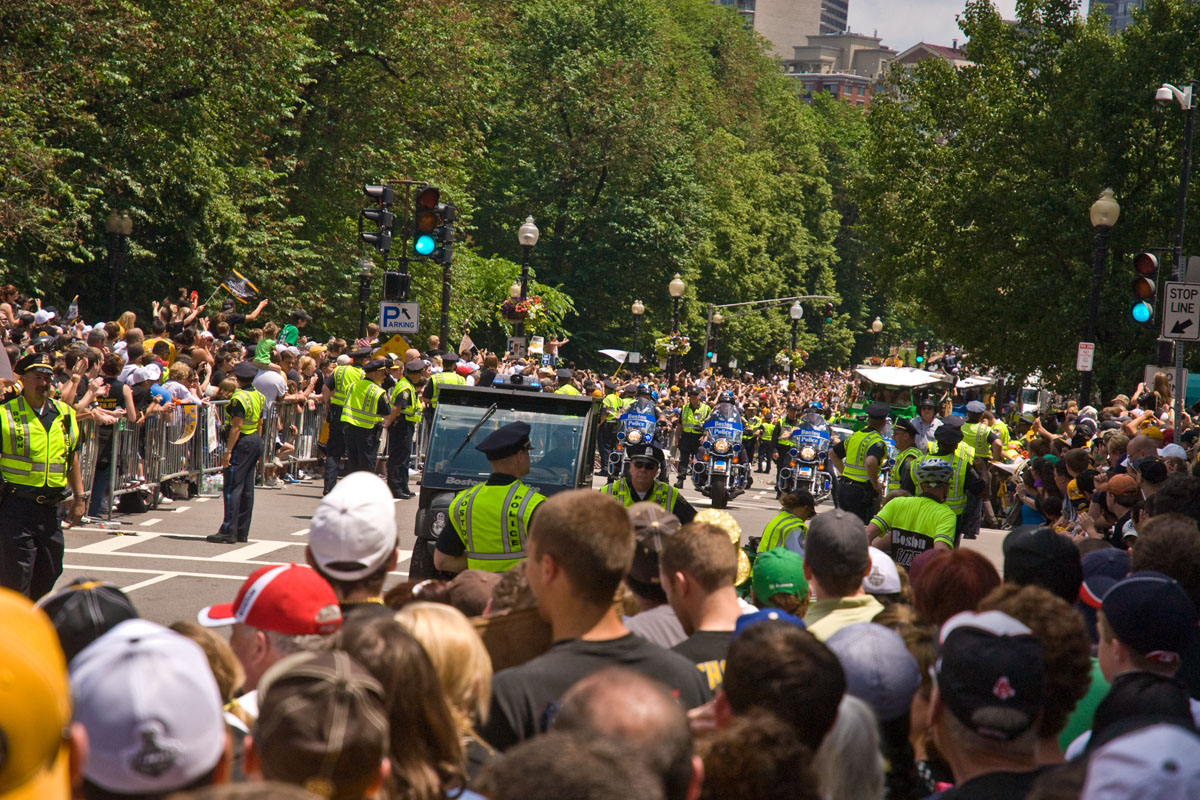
1131, 252, 1157, 324
361, 184, 395, 254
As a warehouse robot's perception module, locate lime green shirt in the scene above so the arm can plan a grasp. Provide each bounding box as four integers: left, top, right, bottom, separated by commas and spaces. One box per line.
870, 495, 956, 568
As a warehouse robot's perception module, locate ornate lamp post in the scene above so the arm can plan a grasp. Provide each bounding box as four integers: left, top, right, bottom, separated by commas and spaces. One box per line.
711, 311, 724, 374
631, 299, 645, 365
105, 210, 133, 319
788, 301, 803, 383
515, 216, 540, 340
1080, 189, 1120, 406
357, 257, 373, 340
668, 273, 685, 376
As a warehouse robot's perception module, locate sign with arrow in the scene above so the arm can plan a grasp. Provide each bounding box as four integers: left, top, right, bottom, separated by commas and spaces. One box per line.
1162, 282, 1200, 341
379, 301, 419, 335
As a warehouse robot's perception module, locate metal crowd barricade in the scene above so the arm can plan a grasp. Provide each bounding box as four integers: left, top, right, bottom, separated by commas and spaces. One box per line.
76, 419, 99, 501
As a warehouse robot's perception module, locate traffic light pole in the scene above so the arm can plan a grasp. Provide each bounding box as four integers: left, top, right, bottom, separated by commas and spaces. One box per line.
702, 295, 836, 369
1170, 95, 1195, 426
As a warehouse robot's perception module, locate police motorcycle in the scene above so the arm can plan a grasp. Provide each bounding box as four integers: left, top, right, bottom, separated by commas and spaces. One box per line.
690, 392, 748, 509
775, 403, 834, 504
608, 386, 670, 482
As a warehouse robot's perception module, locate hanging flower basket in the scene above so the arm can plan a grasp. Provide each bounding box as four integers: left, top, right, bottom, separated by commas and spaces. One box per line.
774, 348, 809, 369
654, 335, 690, 361
498, 296, 547, 332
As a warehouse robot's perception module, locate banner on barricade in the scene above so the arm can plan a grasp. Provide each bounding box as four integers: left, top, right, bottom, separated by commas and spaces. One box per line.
170, 404, 199, 445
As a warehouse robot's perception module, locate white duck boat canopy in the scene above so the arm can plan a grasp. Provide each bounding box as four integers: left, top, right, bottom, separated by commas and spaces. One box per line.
853, 365, 953, 389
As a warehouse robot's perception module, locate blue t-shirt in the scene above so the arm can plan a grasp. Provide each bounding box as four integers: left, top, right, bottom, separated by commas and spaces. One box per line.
149, 383, 171, 405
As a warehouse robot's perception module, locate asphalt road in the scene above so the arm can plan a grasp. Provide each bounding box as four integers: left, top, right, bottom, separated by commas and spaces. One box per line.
59, 471, 1007, 627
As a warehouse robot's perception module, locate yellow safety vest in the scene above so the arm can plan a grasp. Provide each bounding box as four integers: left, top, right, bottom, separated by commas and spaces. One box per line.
602, 393, 624, 422
961, 421, 992, 460
555, 384, 581, 395
600, 478, 682, 516
777, 417, 801, 446
331, 364, 365, 408
429, 372, 465, 409
389, 377, 422, 423
760, 420, 777, 441
230, 388, 264, 436
758, 510, 806, 553
681, 403, 710, 434
449, 481, 546, 572
888, 446, 925, 493
341, 380, 385, 429
842, 428, 884, 483
0, 396, 79, 489
916, 447, 970, 515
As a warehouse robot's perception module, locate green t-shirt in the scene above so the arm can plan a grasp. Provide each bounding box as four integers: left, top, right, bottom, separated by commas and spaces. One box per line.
254, 337, 275, 364
280, 324, 299, 346
870, 495, 956, 568
1058, 657, 1108, 751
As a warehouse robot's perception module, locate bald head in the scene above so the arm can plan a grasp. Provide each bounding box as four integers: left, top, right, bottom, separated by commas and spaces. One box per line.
404, 348, 421, 362
1127, 434, 1157, 462
555, 668, 696, 800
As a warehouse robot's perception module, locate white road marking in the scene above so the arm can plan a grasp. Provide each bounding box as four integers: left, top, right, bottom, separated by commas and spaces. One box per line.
139, 518, 163, 527
172, 506, 191, 513
195, 497, 211, 503
209, 540, 295, 562
290, 528, 310, 537
70, 532, 160, 555
62, 564, 247, 580
65, 549, 296, 567
121, 573, 178, 592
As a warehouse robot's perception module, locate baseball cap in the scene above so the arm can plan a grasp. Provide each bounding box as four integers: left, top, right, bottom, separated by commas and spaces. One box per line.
70, 619, 225, 795
308, 472, 397, 581
0, 588, 73, 800
197, 563, 343, 635
827, 622, 922, 721
1082, 723, 1200, 800
255, 650, 389, 800
804, 509, 870, 582
35, 578, 138, 664
1107, 473, 1139, 497
936, 610, 1044, 741
733, 608, 806, 638
752, 548, 808, 604
627, 502, 682, 585
33, 309, 55, 325
1158, 443, 1187, 459
863, 547, 901, 595
1101, 571, 1197, 666
1001, 525, 1083, 604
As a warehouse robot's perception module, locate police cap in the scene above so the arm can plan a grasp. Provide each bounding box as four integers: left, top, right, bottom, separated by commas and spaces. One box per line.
15, 352, 54, 375
626, 443, 664, 466
966, 400, 987, 414
603, 379, 617, 390
894, 417, 918, 437
556, 368, 573, 380
349, 346, 373, 360
935, 425, 964, 445
363, 358, 388, 372
232, 361, 258, 380
941, 415, 965, 429
475, 422, 532, 461
865, 402, 889, 419
687, 386, 701, 396
404, 359, 426, 373
441, 352, 459, 364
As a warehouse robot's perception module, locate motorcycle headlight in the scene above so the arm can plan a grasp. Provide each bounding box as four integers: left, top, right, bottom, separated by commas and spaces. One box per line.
713, 438, 731, 455
627, 429, 643, 444
431, 511, 447, 536
800, 446, 817, 461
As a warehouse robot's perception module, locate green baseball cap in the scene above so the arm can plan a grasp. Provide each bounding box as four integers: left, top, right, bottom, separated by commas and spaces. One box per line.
752, 548, 808, 604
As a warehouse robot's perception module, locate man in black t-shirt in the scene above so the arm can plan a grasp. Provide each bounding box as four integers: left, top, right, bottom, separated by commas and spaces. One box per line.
481, 491, 711, 752
659, 521, 745, 692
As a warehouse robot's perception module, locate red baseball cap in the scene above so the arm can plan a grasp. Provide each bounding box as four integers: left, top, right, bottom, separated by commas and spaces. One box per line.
197, 564, 342, 635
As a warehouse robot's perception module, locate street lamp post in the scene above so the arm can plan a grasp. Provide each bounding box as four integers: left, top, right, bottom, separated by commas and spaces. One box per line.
788, 301, 803, 384
105, 210, 133, 319
1157, 82, 1196, 425
870, 316, 883, 357
668, 273, 685, 377
631, 299, 644, 365
357, 257, 373, 340
712, 311, 724, 374
1081, 188, 1120, 407
515, 216, 539, 341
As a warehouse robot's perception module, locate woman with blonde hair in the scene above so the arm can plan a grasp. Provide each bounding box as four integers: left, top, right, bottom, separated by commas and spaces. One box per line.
394, 601, 496, 779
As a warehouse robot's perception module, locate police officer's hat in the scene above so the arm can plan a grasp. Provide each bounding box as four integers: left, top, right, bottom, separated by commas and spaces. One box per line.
475, 422, 532, 461
865, 402, 890, 419
626, 443, 664, 466
404, 359, 426, 374
232, 361, 258, 380
935, 425, 964, 445
894, 417, 919, 437
787, 402, 802, 411
349, 346, 373, 360
686, 386, 702, 396
556, 368, 573, 381
941, 415, 964, 429
965, 400, 987, 414
15, 352, 53, 375
603, 379, 617, 390
363, 358, 388, 372
441, 352, 459, 364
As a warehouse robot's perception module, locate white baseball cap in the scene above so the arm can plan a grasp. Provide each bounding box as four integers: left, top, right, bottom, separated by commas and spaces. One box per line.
69, 619, 225, 796
33, 309, 55, 325
1082, 722, 1200, 799
863, 547, 901, 595
307, 471, 397, 581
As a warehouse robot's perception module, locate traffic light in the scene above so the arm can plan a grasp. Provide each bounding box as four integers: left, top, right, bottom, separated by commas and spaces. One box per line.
361, 184, 394, 253
915, 340, 926, 365
1131, 252, 1158, 324
433, 201, 456, 266
823, 302, 834, 323
705, 337, 716, 361
413, 187, 440, 257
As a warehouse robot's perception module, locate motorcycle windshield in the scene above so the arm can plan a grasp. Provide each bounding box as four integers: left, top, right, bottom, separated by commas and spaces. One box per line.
794, 423, 831, 450
620, 399, 658, 438
705, 404, 743, 443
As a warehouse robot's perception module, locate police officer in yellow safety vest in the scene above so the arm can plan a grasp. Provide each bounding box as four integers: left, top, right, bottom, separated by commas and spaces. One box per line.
323, 345, 371, 496
829, 402, 890, 525
554, 368, 581, 395
601, 444, 697, 523
961, 400, 1003, 535
435, 421, 547, 574
0, 353, 84, 598
757, 490, 816, 555
926, 422, 985, 545
675, 387, 710, 488
341, 358, 390, 477
890, 417, 926, 495
422, 351, 465, 436
598, 379, 624, 483
207, 361, 266, 545
770, 403, 804, 478
757, 412, 777, 475
382, 358, 425, 500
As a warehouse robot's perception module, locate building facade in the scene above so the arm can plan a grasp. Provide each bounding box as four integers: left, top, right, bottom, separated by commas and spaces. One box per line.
1090, 0, 1142, 33
716, 0, 850, 60
784, 31, 895, 107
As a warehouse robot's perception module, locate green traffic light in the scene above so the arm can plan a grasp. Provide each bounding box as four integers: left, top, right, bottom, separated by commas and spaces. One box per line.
1131, 301, 1152, 323
916, 355, 924, 364
415, 234, 436, 256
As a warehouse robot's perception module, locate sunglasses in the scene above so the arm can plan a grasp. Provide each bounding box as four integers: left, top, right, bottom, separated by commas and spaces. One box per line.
630, 460, 658, 470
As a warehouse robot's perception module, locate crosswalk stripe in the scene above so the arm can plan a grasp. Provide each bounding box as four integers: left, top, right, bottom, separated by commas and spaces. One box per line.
210, 540, 295, 562
290, 528, 310, 537
120, 573, 178, 592
70, 532, 159, 555
139, 518, 162, 527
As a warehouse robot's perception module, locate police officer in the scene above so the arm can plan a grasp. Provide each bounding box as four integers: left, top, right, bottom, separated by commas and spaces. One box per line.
422, 352, 465, 441
924, 423, 985, 545
601, 443, 697, 523
341, 358, 389, 476
0, 353, 84, 598
911, 393, 943, 451
675, 387, 710, 488
890, 417, 926, 495
757, 490, 815, 555
322, 345, 371, 495
757, 411, 777, 474
554, 368, 581, 395
434, 422, 546, 574
207, 361, 265, 545
382, 359, 425, 499
771, 403, 804, 474
961, 400, 1003, 536
598, 379, 623, 480
829, 402, 890, 524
